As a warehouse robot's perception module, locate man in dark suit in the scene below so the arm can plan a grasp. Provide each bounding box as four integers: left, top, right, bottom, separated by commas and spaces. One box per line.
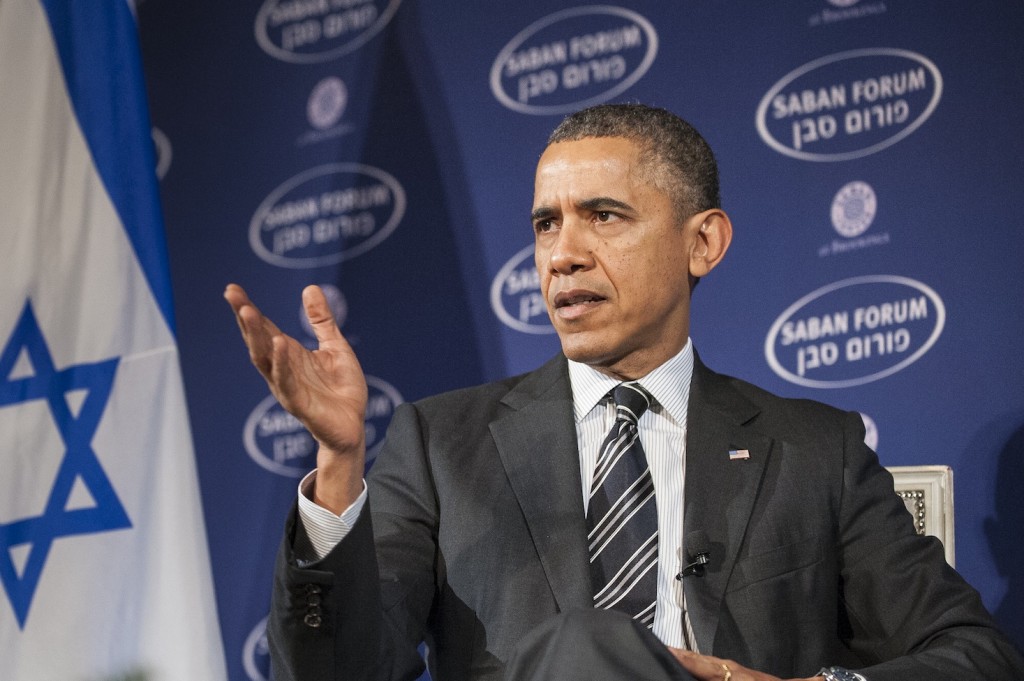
225, 104, 1024, 681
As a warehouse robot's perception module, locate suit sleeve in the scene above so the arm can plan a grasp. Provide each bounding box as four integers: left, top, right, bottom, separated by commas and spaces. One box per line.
834, 411, 1024, 680
268, 402, 441, 681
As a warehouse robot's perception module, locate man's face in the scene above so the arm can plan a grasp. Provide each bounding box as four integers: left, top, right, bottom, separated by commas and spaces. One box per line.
532, 136, 703, 380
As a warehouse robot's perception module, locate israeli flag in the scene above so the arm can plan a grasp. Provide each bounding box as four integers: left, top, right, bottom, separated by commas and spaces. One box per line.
0, 1, 227, 678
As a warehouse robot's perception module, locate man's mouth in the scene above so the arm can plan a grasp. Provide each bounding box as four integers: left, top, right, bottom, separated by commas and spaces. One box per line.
553, 289, 606, 317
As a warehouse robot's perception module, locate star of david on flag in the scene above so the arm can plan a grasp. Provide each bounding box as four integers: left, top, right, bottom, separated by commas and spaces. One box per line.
0, 0, 226, 678
0, 302, 131, 628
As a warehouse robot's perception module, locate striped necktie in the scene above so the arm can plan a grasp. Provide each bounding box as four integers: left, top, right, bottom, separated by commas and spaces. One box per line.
586, 381, 658, 626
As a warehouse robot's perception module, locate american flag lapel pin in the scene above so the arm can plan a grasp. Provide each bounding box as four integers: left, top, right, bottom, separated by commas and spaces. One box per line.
728, 448, 750, 461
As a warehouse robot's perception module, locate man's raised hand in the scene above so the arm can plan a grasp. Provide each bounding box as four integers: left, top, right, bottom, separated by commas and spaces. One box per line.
224, 283, 367, 512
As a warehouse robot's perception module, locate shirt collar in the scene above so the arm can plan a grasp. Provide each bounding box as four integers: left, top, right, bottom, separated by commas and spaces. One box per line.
567, 339, 694, 426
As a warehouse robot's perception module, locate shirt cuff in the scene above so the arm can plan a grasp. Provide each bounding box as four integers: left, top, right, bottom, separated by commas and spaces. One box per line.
296, 469, 368, 560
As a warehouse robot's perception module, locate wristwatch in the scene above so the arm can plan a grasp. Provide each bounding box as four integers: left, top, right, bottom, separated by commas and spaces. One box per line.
818, 667, 867, 681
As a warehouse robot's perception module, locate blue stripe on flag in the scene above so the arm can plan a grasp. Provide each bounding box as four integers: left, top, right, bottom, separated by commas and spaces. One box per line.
36, 0, 177, 334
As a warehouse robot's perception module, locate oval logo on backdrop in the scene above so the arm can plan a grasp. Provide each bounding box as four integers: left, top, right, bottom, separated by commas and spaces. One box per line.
254, 0, 402, 64
243, 375, 403, 476
755, 48, 942, 161
363, 375, 403, 466
151, 127, 172, 180
764, 275, 946, 388
490, 6, 658, 115
250, 163, 406, 269
490, 244, 555, 334
242, 616, 270, 681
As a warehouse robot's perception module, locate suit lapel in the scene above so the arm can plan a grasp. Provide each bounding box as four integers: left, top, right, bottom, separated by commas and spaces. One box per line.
485, 353, 777, 643
489, 355, 593, 612
683, 358, 774, 655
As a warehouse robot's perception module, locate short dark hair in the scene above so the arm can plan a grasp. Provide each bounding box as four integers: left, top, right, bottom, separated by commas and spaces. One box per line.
547, 103, 721, 219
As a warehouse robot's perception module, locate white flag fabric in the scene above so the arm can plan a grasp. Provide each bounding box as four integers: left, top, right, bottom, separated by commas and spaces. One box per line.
0, 1, 227, 679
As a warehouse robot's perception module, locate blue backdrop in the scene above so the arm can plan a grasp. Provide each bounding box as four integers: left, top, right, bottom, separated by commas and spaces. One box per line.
136, 1, 1024, 679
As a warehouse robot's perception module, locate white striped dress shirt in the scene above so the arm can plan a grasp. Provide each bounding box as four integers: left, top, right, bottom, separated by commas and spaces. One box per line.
297, 341, 695, 648
567, 340, 693, 649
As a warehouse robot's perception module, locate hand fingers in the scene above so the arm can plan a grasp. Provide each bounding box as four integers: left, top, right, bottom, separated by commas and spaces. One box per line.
224, 284, 259, 351
301, 285, 344, 345
223, 283, 252, 335
266, 333, 299, 407
671, 651, 746, 681
224, 283, 285, 375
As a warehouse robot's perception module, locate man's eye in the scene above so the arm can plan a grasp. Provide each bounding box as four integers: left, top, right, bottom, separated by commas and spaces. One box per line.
596, 211, 613, 222
534, 219, 553, 232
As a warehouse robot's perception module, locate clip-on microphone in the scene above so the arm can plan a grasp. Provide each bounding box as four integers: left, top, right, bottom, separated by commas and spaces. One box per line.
676, 530, 711, 579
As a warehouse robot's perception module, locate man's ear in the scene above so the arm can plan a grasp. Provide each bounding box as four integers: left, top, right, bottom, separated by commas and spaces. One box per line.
689, 209, 732, 278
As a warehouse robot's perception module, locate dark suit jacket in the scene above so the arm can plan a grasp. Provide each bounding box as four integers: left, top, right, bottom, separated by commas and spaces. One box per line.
268, 354, 1024, 681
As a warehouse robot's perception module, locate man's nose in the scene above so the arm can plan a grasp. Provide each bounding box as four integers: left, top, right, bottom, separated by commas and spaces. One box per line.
548, 220, 594, 275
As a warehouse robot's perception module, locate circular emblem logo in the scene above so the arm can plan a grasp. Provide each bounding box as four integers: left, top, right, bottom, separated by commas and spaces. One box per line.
489, 6, 658, 115
490, 244, 555, 334
830, 181, 877, 237
307, 77, 348, 130
764, 275, 946, 389
755, 48, 943, 161
249, 163, 406, 269
254, 0, 402, 64
299, 284, 348, 338
243, 374, 403, 476
242, 616, 270, 681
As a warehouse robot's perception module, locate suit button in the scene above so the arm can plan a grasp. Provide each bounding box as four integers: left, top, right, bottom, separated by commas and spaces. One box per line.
301, 584, 325, 628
